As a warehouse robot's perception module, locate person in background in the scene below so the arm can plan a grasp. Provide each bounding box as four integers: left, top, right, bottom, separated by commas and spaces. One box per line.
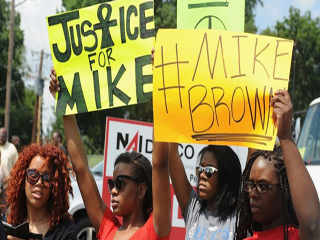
11, 135, 21, 152
234, 90, 320, 240
51, 131, 68, 156
0, 128, 18, 206
0, 150, 4, 196
5, 143, 77, 239
49, 67, 171, 239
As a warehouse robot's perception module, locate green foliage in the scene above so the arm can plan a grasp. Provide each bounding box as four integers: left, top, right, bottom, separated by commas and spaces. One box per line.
154, 0, 177, 31
9, 88, 35, 145
62, 0, 108, 10
0, 0, 34, 147
261, 7, 320, 113
245, 0, 263, 33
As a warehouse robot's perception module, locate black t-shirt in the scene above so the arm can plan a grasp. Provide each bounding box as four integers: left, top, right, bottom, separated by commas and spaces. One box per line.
44, 219, 77, 240
0, 220, 6, 240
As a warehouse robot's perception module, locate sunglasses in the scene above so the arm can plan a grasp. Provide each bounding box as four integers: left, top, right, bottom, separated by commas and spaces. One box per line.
195, 166, 218, 178
244, 182, 280, 194
26, 168, 52, 188
108, 175, 138, 193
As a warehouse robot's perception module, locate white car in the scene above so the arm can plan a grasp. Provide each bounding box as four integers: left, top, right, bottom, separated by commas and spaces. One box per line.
69, 161, 103, 240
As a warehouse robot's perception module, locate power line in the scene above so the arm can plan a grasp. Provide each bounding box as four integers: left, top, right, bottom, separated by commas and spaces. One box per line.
32, 0, 46, 48
20, 11, 40, 49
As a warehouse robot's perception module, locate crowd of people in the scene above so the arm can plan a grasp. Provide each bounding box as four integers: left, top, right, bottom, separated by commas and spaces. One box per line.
0, 61, 319, 240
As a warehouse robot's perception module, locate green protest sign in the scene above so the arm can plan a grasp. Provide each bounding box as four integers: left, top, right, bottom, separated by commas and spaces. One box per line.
178, 0, 245, 32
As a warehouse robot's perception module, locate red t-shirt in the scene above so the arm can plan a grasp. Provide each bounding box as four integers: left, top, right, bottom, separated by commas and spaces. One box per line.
96, 208, 171, 240
245, 226, 299, 240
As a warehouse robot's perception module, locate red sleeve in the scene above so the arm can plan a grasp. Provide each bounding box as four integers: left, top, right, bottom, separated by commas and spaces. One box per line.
132, 212, 171, 240
96, 207, 121, 240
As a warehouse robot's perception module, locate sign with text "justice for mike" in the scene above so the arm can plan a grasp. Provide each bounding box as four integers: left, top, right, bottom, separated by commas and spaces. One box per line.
47, 0, 155, 116
153, 29, 293, 150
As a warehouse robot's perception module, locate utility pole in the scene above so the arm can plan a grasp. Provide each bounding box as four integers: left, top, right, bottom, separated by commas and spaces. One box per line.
31, 50, 44, 143
4, 0, 15, 136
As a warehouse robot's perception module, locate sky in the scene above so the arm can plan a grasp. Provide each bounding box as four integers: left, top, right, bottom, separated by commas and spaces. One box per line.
10, 0, 320, 137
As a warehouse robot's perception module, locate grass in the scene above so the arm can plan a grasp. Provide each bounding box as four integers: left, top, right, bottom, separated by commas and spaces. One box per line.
87, 155, 103, 168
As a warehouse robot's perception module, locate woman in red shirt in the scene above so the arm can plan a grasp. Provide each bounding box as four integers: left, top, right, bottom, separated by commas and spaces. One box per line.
50, 67, 171, 240
234, 90, 320, 240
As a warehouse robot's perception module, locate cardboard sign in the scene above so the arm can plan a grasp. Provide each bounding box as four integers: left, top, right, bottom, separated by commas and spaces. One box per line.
47, 0, 155, 116
102, 117, 247, 239
177, 0, 245, 32
153, 29, 293, 150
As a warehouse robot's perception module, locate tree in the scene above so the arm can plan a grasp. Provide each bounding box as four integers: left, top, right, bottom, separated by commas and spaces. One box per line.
0, 0, 34, 146
261, 7, 320, 114
245, 0, 263, 33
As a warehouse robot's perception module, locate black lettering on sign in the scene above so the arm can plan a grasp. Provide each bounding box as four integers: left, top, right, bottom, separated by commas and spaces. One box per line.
107, 65, 131, 107
253, 38, 270, 78
88, 53, 96, 71
231, 87, 245, 123
192, 33, 227, 81
127, 5, 139, 40
184, 145, 195, 159
211, 87, 230, 126
155, 45, 188, 113
140, 1, 155, 39
56, 72, 88, 115
135, 55, 152, 103
119, 7, 126, 44
48, 11, 80, 62
81, 20, 98, 52
231, 35, 247, 78
145, 139, 153, 154
92, 70, 101, 109
117, 132, 129, 149
273, 40, 291, 81
245, 86, 267, 130
94, 4, 117, 49
188, 85, 214, 133
69, 24, 83, 56
265, 87, 273, 135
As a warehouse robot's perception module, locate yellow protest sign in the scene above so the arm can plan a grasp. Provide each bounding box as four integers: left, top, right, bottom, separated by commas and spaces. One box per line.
177, 0, 245, 32
47, 0, 155, 116
153, 29, 293, 150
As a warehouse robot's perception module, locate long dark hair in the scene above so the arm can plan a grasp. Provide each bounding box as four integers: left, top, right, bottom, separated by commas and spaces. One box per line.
198, 145, 241, 221
234, 146, 299, 240
114, 151, 153, 221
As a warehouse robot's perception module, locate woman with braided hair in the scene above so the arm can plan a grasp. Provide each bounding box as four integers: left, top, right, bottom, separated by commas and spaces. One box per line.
49, 67, 171, 240
234, 90, 320, 240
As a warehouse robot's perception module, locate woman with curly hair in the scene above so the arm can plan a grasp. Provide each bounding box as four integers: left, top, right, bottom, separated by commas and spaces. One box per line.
234, 90, 320, 240
5, 143, 77, 239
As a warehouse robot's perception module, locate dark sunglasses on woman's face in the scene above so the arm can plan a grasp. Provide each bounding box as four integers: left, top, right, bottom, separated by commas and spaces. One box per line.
244, 181, 280, 194
195, 166, 218, 179
108, 175, 138, 193
26, 168, 52, 188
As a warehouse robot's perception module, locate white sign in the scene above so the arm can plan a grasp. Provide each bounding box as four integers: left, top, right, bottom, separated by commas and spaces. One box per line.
102, 117, 247, 239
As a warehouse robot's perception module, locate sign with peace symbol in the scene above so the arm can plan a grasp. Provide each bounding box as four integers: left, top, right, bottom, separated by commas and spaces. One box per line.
178, 0, 244, 32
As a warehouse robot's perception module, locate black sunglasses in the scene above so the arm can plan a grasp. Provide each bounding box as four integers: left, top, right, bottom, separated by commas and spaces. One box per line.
26, 168, 52, 188
195, 166, 218, 179
108, 175, 138, 193
244, 182, 280, 194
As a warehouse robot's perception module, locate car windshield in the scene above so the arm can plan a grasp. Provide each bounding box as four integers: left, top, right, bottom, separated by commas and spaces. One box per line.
297, 102, 320, 165
91, 161, 103, 176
